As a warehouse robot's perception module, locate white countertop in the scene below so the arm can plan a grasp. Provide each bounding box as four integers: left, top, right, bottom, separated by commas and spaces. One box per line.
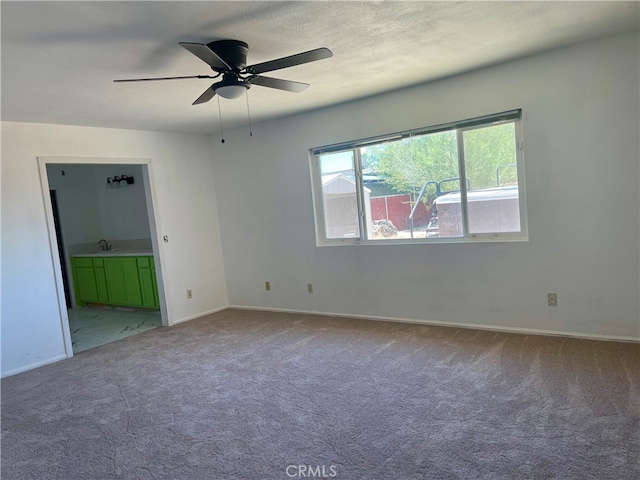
71, 249, 153, 257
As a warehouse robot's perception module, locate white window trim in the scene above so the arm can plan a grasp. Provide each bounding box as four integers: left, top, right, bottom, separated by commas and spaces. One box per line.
309, 110, 528, 246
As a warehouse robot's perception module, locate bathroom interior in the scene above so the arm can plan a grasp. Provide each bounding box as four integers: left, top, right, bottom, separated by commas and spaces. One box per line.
47, 163, 163, 353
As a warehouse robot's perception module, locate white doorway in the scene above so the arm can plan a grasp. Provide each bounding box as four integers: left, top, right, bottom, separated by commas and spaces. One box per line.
37, 157, 168, 358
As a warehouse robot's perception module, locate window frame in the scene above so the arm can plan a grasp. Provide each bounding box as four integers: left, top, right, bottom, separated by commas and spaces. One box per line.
309, 110, 528, 246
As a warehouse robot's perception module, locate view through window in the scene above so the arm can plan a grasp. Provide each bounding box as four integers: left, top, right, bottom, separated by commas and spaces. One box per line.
311, 110, 526, 244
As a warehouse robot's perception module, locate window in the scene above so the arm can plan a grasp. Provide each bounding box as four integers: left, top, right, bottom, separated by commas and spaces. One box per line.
310, 110, 527, 245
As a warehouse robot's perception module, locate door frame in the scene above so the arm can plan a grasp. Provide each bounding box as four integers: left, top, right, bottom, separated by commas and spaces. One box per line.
37, 156, 169, 359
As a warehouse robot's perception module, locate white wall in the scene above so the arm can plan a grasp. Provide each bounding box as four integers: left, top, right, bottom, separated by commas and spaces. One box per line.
212, 32, 640, 340
47, 164, 104, 245
1, 123, 229, 376
94, 164, 151, 242
47, 163, 151, 249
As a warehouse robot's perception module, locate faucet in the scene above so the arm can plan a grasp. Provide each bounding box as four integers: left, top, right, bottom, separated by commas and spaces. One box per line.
98, 239, 111, 251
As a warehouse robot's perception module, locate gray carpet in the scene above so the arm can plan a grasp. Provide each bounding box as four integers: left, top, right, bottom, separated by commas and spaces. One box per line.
2, 309, 638, 479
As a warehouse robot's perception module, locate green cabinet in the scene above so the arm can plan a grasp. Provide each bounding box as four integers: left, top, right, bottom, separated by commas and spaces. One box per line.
137, 256, 159, 308
94, 258, 109, 303
72, 257, 109, 305
72, 255, 158, 309
104, 257, 142, 306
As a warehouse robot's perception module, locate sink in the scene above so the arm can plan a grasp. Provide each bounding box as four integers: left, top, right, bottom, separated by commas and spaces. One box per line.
92, 248, 122, 254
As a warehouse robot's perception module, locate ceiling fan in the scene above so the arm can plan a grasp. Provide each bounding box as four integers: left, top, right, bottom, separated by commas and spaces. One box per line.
114, 40, 333, 104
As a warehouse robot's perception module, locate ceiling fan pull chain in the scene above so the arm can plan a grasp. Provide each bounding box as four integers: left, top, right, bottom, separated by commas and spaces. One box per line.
245, 90, 253, 137
217, 96, 225, 144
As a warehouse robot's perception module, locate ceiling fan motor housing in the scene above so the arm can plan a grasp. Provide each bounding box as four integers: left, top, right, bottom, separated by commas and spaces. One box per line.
207, 40, 249, 72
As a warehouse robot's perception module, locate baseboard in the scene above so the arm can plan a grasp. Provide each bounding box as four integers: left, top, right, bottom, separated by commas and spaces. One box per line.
228, 305, 640, 343
170, 305, 229, 326
1, 354, 68, 379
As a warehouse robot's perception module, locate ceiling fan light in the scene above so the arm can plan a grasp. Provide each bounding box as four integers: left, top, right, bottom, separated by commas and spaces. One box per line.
216, 84, 248, 99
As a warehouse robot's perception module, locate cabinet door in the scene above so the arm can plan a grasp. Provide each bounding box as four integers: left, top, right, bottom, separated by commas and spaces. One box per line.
104, 258, 127, 305
150, 257, 160, 308
121, 258, 142, 306
138, 267, 157, 308
74, 266, 99, 304
137, 257, 159, 309
148, 257, 159, 308
92, 257, 109, 303
95, 267, 109, 303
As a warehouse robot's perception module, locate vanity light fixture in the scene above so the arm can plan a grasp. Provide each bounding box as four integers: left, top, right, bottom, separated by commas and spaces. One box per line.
106, 175, 135, 188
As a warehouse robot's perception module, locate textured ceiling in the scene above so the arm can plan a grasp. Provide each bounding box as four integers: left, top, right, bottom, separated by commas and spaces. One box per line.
2, 1, 639, 134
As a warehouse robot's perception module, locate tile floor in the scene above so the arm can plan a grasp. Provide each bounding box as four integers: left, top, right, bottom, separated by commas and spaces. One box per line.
68, 307, 163, 353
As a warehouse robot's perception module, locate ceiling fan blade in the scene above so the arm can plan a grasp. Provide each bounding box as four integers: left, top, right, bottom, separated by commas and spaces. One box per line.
114, 75, 217, 83
179, 42, 231, 70
246, 47, 333, 75
249, 75, 309, 93
192, 85, 217, 105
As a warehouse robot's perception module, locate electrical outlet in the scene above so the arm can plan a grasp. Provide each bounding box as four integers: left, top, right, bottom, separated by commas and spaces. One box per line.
547, 293, 557, 306
187, 289, 193, 299
265, 281, 271, 291
307, 283, 313, 294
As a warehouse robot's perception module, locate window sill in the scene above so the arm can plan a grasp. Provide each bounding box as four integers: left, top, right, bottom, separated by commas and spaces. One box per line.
316, 234, 529, 247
